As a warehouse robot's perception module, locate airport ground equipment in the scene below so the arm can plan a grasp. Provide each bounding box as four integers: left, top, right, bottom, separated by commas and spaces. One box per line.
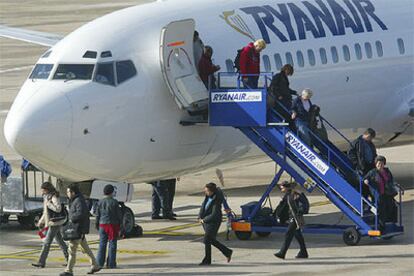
209, 73, 404, 245
0, 165, 47, 229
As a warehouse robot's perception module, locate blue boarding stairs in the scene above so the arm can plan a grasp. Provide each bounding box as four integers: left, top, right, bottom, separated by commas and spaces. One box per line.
209, 73, 404, 246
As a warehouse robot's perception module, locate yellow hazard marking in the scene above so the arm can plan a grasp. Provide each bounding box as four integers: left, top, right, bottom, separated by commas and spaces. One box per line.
310, 200, 331, 207
117, 249, 169, 255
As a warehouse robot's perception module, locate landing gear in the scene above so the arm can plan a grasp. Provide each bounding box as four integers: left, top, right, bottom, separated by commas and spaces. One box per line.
343, 227, 361, 246
121, 204, 135, 236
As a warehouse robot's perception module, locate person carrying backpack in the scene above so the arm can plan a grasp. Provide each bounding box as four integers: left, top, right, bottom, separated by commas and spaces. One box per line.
238, 39, 266, 89
32, 182, 69, 268
274, 181, 309, 260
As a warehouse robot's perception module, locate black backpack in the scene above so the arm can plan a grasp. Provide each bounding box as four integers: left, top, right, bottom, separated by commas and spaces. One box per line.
233, 48, 243, 72
298, 193, 310, 214
233, 46, 253, 72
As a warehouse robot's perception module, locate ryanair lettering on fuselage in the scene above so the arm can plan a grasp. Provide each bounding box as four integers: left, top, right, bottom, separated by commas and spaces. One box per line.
211, 91, 262, 103
240, 0, 387, 44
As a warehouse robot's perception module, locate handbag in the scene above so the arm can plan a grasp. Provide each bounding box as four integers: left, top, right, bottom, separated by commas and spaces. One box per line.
48, 203, 68, 223
314, 117, 328, 141
61, 221, 81, 241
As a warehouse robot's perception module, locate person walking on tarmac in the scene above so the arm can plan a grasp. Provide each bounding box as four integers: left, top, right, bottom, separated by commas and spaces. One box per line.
60, 184, 100, 276
274, 181, 308, 260
96, 184, 122, 269
32, 182, 69, 268
198, 183, 233, 265
239, 39, 266, 89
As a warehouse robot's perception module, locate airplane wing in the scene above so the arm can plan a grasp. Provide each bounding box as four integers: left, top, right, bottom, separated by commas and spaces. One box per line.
0, 25, 63, 47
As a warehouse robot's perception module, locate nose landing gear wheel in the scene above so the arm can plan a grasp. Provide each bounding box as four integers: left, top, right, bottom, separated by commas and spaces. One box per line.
343, 227, 361, 246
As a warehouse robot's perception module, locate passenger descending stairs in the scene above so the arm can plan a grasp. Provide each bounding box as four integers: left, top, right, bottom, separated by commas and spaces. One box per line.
236, 106, 401, 237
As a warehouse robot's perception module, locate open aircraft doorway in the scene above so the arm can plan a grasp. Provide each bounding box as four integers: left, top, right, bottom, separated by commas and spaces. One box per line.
160, 19, 208, 113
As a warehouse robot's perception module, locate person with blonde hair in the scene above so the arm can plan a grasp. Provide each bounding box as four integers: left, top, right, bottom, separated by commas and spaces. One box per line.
239, 39, 266, 89
291, 88, 314, 145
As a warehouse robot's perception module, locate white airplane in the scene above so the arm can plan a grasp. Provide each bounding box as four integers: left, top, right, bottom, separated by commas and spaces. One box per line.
2, 0, 413, 184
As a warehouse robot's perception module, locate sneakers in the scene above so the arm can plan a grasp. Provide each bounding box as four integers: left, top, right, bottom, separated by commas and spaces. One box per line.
31, 263, 45, 268
274, 251, 285, 259
87, 267, 101, 274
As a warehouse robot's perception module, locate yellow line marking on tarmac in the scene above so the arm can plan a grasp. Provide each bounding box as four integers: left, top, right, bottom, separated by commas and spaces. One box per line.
310, 200, 331, 207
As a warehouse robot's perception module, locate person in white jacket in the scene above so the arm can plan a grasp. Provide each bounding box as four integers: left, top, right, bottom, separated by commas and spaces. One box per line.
32, 182, 69, 268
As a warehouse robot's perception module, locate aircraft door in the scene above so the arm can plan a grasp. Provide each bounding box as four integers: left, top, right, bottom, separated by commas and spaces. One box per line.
160, 19, 208, 110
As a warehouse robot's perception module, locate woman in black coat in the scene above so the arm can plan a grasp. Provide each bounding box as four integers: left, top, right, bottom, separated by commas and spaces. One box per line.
363, 155, 398, 232
198, 183, 233, 265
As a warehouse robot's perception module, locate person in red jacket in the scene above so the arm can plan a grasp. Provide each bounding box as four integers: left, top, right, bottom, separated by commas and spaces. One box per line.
240, 39, 266, 89
198, 46, 220, 89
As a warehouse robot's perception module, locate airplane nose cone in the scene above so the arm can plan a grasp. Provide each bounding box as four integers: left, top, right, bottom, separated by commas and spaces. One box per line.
4, 88, 73, 168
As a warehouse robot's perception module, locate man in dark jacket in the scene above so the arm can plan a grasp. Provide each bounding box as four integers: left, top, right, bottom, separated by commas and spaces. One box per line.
274, 181, 308, 260
96, 184, 122, 269
60, 184, 100, 276
240, 39, 266, 89
198, 46, 220, 89
348, 128, 377, 196
198, 183, 233, 265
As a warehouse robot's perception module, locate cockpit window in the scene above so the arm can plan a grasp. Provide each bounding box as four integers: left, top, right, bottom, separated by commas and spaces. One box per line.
29, 64, 53, 79
41, 50, 52, 58
95, 63, 115, 86
53, 64, 94, 80
116, 60, 137, 84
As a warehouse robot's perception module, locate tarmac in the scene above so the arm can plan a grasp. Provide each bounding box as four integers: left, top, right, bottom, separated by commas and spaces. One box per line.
1, 1, 414, 275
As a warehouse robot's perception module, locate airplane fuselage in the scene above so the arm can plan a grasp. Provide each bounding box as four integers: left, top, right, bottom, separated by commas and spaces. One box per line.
4, 0, 413, 182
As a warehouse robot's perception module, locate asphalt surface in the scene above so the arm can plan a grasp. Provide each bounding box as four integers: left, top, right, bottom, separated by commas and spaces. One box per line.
1, 1, 413, 275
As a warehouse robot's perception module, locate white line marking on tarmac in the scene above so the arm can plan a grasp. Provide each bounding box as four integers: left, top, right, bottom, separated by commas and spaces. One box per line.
0, 65, 32, 74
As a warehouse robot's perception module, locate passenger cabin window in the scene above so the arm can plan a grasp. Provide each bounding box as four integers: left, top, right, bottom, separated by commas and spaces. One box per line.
263, 55, 271, 72
101, 51, 112, 58
365, 42, 373, 59
319, 48, 327, 64
375, 41, 383, 57
95, 63, 115, 86
307, 49, 315, 66
274, 54, 282, 70
296, 51, 304, 67
343, 45, 351, 61
225, 59, 234, 72
397, 38, 405, 55
285, 52, 294, 66
116, 60, 137, 84
30, 64, 53, 79
53, 64, 94, 80
331, 47, 339, 63
355, 44, 363, 60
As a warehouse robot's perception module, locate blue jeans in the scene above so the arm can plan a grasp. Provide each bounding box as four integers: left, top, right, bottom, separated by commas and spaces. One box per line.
295, 119, 312, 146
97, 227, 117, 268
38, 225, 68, 265
242, 76, 259, 89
